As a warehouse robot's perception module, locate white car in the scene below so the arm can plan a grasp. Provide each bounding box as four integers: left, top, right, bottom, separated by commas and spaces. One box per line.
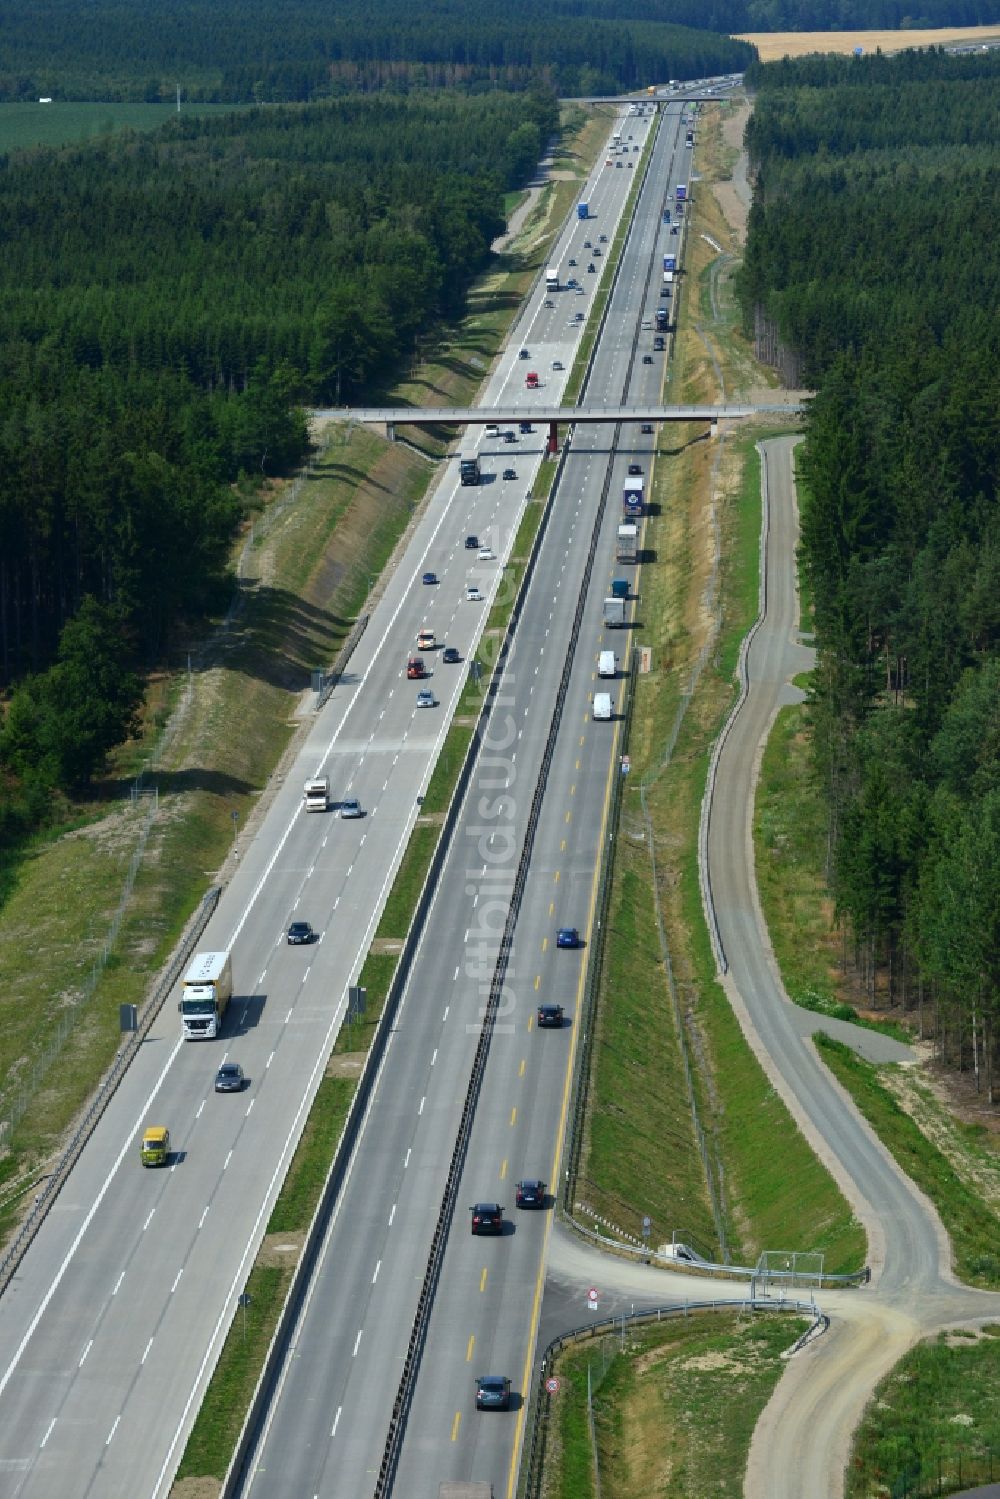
416, 688, 436, 708
465, 584, 483, 602
478, 547, 495, 561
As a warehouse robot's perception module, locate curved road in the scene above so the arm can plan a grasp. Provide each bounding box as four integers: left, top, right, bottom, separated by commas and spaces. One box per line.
706, 436, 1000, 1496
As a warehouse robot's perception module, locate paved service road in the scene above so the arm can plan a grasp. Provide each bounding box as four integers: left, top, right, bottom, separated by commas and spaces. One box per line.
704, 437, 1000, 1498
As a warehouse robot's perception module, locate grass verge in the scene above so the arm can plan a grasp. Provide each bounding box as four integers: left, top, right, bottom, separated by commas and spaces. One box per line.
174, 1074, 355, 1483
576, 109, 864, 1273
816, 1037, 1000, 1287
421, 725, 475, 817
544, 1310, 810, 1499
0, 103, 612, 1245
847, 1326, 1000, 1499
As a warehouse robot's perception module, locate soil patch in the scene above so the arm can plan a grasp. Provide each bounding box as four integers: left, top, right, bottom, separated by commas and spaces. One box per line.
256, 1230, 305, 1269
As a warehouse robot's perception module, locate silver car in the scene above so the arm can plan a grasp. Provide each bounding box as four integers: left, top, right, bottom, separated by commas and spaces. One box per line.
340, 798, 363, 819
416, 688, 436, 708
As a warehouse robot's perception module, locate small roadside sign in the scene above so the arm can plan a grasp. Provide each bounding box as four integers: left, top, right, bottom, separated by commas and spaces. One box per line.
546, 1377, 560, 1394
587, 1286, 599, 1311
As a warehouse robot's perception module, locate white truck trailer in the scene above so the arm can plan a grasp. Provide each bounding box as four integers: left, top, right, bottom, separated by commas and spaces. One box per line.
180, 951, 233, 1039
616, 523, 639, 565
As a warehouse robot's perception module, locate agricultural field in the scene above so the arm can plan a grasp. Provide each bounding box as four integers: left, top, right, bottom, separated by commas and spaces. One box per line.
738, 25, 1000, 60
0, 101, 249, 151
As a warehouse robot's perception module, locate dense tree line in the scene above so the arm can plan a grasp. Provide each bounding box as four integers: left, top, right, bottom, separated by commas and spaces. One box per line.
0, 92, 554, 822
738, 50, 1000, 1096
0, 0, 752, 103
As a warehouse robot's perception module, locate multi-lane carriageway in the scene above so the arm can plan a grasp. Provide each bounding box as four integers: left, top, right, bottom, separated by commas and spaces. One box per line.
0, 100, 690, 1499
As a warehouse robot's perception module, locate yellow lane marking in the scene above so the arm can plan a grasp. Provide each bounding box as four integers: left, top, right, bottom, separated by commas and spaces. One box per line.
560, 839, 566, 851
467, 1334, 476, 1361
575, 759, 580, 771
519, 1058, 526, 1077
506, 636, 624, 1499
451, 1411, 462, 1441
565, 810, 571, 823
534, 975, 540, 991
500, 1158, 508, 1180
549, 900, 555, 916
570, 784, 575, 796
480, 1267, 488, 1293
554, 870, 560, 882
541, 937, 548, 952
510, 1107, 517, 1127
528, 1014, 533, 1032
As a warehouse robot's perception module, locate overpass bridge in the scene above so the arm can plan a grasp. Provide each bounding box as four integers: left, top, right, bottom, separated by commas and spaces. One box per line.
313, 401, 805, 453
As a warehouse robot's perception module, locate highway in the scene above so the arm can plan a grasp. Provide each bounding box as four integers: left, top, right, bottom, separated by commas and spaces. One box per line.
0, 99, 674, 1499
240, 99, 696, 1499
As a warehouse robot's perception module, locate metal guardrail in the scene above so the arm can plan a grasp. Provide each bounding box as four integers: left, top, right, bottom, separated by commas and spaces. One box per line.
223, 390, 575, 1499
0, 885, 220, 1298
518, 1297, 829, 1499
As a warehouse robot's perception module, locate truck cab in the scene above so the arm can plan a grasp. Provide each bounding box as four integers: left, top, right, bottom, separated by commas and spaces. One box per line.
141, 1126, 170, 1167
525, 371, 539, 389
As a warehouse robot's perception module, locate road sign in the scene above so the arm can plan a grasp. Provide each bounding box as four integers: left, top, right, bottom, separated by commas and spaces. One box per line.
621, 755, 631, 776
546, 1377, 560, 1394
587, 1286, 599, 1311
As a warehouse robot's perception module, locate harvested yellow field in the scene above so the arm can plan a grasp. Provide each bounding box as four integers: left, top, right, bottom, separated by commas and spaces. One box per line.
738, 25, 1000, 60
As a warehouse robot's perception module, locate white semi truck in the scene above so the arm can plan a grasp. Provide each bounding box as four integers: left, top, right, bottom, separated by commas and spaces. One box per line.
180, 951, 233, 1039
545, 267, 560, 292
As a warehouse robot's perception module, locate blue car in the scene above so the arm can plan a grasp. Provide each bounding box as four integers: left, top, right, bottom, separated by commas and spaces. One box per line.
422, 571, 438, 585
556, 927, 581, 949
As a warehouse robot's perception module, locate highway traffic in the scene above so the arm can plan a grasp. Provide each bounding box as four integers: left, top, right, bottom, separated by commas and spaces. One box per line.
0, 94, 690, 1499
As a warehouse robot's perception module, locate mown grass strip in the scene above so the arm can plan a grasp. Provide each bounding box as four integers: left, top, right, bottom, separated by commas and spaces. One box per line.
817, 1037, 1000, 1287
577, 142, 866, 1273
421, 725, 475, 817
545, 1311, 810, 1499
374, 825, 441, 941
175, 1074, 355, 1482
848, 1326, 1000, 1499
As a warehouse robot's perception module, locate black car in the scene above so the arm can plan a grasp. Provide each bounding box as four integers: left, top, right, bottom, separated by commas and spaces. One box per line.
519, 421, 532, 433
470, 1202, 505, 1235
537, 1003, 564, 1029
587, 262, 595, 273
628, 463, 642, 476
287, 920, 315, 945
642, 354, 653, 364
503, 467, 517, 481
641, 423, 654, 435
593, 247, 602, 256
476, 1375, 511, 1411
599, 234, 608, 243
583, 239, 592, 248
442, 646, 461, 664
515, 1179, 546, 1209
465, 535, 479, 550
503, 431, 517, 444
422, 571, 438, 585
519, 348, 530, 359
568, 257, 577, 266
671, 225, 679, 235
556, 927, 580, 949
214, 1062, 245, 1093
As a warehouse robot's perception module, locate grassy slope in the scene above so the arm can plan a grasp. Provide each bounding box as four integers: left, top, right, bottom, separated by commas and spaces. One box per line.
547, 1311, 810, 1499
578, 103, 863, 1274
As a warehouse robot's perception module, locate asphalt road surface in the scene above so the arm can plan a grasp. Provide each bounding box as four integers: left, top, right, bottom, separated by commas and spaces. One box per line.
0, 102, 670, 1499
241, 100, 694, 1499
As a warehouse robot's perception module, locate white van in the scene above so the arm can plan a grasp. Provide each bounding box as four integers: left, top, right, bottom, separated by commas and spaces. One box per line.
484, 423, 500, 440
598, 650, 616, 679
593, 692, 612, 721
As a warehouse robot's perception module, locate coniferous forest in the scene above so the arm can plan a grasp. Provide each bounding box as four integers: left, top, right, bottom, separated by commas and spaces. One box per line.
0, 91, 556, 828
0, 0, 753, 103
739, 48, 1000, 1095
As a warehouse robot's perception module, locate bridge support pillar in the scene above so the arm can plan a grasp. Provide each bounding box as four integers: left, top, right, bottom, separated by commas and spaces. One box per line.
385, 422, 396, 443
547, 420, 559, 456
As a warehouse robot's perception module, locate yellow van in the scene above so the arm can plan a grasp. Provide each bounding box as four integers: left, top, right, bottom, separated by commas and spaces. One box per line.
141, 1126, 170, 1167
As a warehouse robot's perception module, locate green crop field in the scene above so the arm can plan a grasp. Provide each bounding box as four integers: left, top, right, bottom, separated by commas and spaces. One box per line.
0, 102, 250, 152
